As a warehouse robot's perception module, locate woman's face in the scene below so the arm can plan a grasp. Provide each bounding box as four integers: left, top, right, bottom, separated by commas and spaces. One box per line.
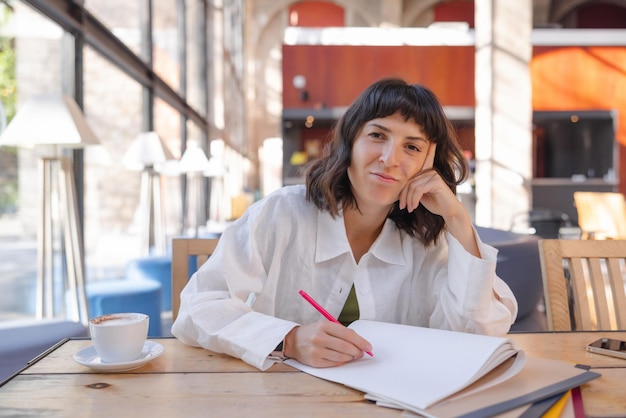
347, 111, 431, 211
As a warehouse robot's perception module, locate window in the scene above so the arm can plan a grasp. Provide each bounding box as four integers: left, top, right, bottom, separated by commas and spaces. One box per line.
0, 0, 231, 326
83, 45, 143, 279
0, 3, 65, 321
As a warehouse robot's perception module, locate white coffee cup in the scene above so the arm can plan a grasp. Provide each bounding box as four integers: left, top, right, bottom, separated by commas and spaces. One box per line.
89, 313, 149, 363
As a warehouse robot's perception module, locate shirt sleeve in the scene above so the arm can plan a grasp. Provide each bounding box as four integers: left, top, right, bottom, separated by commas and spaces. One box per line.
427, 229, 518, 337
170, 201, 298, 370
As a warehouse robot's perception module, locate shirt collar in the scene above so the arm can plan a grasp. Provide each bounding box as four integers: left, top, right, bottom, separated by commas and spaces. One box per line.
369, 219, 406, 266
315, 210, 351, 262
315, 209, 406, 266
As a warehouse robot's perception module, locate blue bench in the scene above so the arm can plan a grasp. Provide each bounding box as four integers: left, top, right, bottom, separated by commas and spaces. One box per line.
125, 256, 172, 311
86, 279, 162, 336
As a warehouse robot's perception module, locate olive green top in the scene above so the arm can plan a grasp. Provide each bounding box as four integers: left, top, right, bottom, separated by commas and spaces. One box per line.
338, 284, 359, 326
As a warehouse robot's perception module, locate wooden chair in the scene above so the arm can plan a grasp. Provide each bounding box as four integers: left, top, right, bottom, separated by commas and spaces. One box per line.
171, 238, 220, 322
573, 191, 626, 239
538, 239, 626, 331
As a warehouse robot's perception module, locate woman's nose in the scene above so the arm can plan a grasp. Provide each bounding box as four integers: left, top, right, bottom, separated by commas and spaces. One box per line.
379, 142, 399, 166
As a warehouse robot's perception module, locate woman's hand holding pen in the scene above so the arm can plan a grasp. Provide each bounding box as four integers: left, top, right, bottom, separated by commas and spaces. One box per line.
283, 322, 373, 368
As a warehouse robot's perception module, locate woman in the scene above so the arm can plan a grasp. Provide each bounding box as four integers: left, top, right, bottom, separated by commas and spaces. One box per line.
172, 78, 518, 370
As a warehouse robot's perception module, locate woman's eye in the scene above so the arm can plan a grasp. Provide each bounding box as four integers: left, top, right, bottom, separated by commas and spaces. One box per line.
369, 132, 384, 140
406, 144, 421, 152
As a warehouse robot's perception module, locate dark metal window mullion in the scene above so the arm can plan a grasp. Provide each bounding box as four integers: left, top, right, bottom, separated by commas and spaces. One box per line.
178, 0, 189, 233
141, 0, 154, 132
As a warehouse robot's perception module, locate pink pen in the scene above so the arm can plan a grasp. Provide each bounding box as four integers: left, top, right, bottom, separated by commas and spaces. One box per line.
299, 289, 374, 357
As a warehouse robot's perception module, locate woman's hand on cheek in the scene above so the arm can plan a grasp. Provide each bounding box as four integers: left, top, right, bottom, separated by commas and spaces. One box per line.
399, 143, 439, 213
400, 169, 442, 213
398, 143, 463, 218
283, 322, 371, 368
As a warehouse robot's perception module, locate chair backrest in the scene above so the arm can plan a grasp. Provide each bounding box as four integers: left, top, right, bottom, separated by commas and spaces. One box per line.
171, 238, 220, 322
538, 239, 626, 331
573, 191, 626, 239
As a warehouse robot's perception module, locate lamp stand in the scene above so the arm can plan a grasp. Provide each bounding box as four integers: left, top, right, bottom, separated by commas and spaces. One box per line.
36, 156, 89, 325
185, 173, 206, 237
139, 166, 165, 255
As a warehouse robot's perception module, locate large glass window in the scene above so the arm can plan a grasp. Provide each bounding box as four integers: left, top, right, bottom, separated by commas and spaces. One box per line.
0, 0, 247, 328
186, 0, 207, 117
83, 45, 143, 280
154, 96, 182, 246
0, 3, 65, 321
153, 0, 180, 92
84, 0, 144, 59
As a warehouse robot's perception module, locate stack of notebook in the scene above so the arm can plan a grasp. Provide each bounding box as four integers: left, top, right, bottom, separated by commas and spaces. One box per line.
285, 320, 599, 418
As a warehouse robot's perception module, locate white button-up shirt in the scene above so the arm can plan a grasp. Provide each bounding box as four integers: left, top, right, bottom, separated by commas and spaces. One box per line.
172, 185, 518, 370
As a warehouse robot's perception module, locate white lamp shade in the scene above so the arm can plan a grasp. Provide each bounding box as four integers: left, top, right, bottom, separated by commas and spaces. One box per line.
0, 94, 100, 148
179, 142, 211, 173
204, 157, 227, 177
122, 131, 174, 170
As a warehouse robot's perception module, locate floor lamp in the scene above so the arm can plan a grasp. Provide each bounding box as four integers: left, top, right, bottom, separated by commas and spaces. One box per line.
0, 94, 100, 326
122, 131, 174, 256
179, 141, 212, 237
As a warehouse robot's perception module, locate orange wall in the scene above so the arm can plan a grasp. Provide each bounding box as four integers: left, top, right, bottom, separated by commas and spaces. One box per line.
433, 0, 475, 28
288, 1, 345, 27
282, 45, 475, 109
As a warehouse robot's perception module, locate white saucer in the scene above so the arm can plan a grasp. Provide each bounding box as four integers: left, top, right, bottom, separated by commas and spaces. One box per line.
73, 341, 165, 372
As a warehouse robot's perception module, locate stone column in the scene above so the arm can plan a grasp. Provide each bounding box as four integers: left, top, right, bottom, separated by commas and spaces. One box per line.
474, 0, 533, 229
379, 0, 403, 27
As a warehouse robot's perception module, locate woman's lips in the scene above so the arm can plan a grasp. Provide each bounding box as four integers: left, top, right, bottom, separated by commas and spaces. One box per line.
372, 172, 398, 183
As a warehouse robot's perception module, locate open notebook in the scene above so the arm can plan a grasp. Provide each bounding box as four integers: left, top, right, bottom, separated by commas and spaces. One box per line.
286, 320, 524, 410
285, 320, 600, 417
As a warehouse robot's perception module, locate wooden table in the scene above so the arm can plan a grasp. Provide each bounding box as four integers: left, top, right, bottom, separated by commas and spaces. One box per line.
1, 332, 625, 417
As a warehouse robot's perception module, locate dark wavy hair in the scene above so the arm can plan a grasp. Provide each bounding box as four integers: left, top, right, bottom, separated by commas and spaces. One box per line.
305, 78, 468, 246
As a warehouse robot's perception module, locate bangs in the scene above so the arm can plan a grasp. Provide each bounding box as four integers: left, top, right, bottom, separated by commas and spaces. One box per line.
357, 82, 448, 143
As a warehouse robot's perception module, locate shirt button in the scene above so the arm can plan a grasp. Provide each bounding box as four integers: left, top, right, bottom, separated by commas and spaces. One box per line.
359, 288, 370, 295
